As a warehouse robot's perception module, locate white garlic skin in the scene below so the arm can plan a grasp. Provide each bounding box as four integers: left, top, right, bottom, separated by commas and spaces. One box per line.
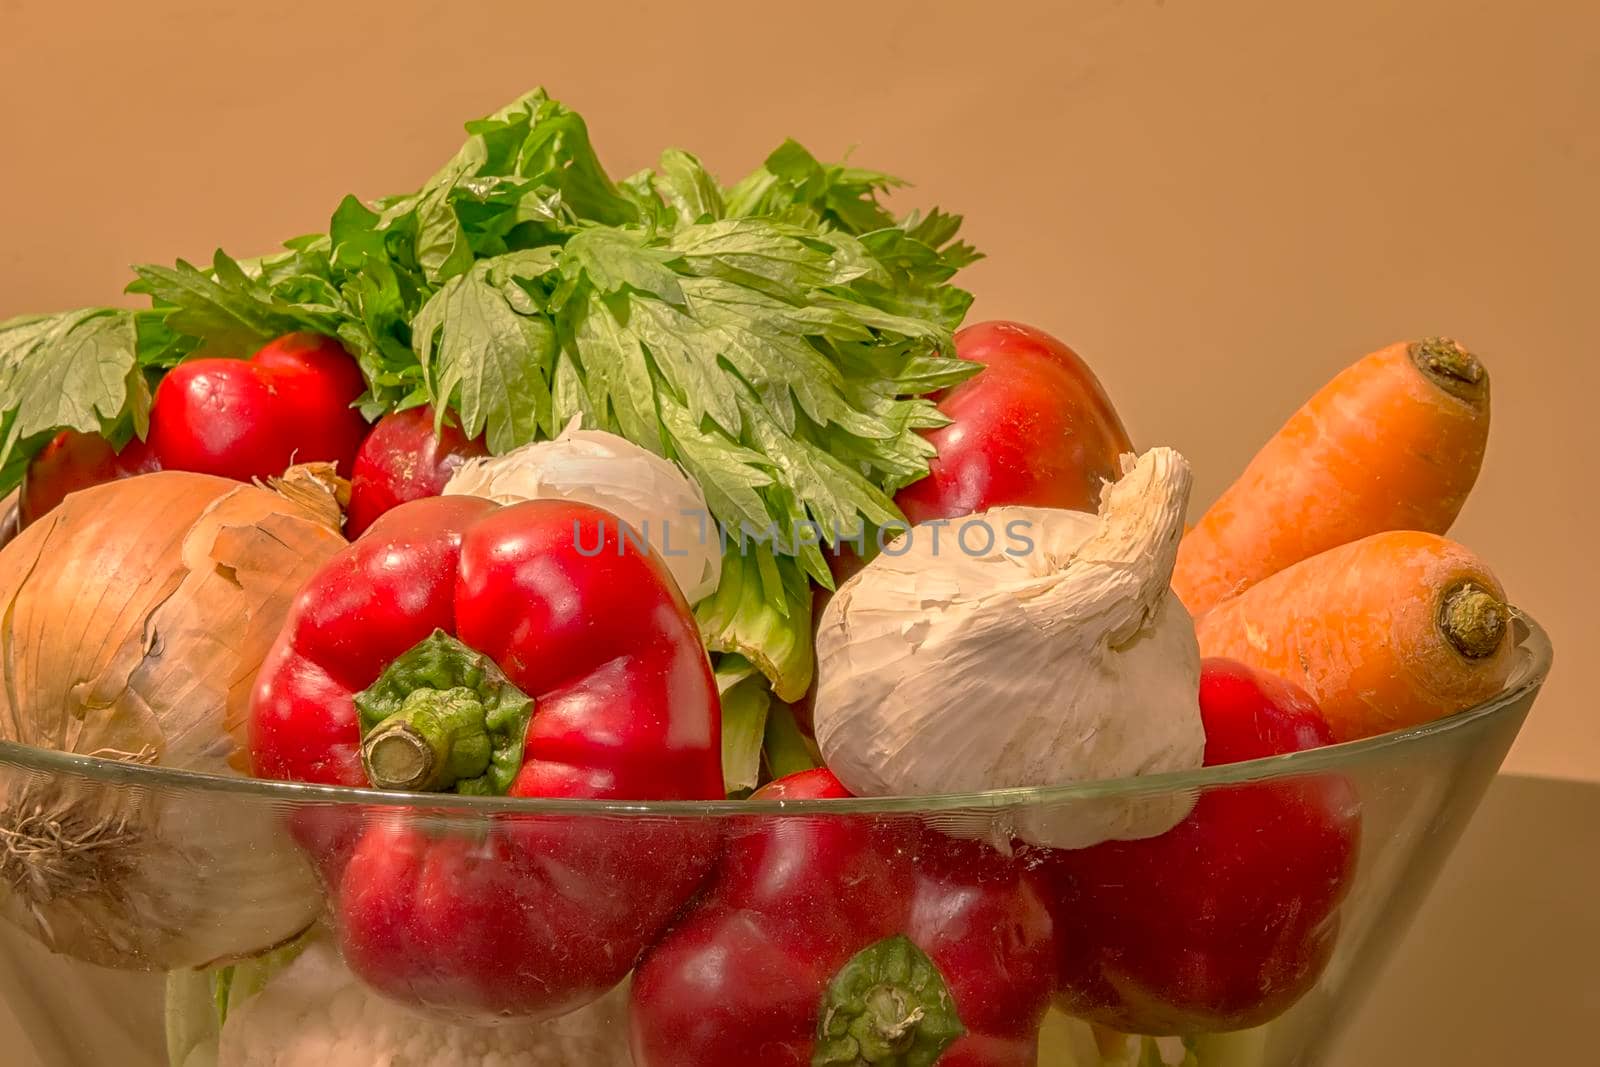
443, 417, 721, 604
812, 448, 1205, 849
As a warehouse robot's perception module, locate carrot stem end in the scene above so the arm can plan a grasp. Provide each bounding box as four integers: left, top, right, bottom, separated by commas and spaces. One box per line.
1439, 581, 1508, 660
1410, 337, 1487, 403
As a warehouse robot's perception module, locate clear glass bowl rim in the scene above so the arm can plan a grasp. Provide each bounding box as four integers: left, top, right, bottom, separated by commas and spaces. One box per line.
0, 613, 1552, 818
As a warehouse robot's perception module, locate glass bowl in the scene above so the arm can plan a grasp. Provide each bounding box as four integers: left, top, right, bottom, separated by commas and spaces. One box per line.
0, 615, 1551, 1067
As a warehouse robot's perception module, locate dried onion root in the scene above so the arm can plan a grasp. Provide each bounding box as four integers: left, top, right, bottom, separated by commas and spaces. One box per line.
0, 466, 348, 969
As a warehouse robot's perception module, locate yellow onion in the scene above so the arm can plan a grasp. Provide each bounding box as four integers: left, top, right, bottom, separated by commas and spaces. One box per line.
0, 466, 348, 970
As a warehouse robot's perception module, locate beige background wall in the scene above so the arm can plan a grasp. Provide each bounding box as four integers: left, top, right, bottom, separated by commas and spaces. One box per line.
2, 0, 1592, 778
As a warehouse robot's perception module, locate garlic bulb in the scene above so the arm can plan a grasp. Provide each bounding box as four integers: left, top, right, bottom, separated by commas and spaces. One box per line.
443, 417, 720, 603
0, 468, 344, 969
213, 934, 634, 1067
812, 448, 1205, 849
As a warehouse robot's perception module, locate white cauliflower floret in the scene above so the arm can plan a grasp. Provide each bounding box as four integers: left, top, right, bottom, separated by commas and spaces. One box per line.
216, 938, 632, 1067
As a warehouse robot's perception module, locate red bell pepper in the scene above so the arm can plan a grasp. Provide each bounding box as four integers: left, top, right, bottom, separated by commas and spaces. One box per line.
344, 405, 489, 538
896, 319, 1134, 526
149, 331, 369, 482
249, 493, 724, 1020
1040, 659, 1361, 1035
630, 768, 1058, 1067
827, 320, 1131, 584
19, 429, 160, 527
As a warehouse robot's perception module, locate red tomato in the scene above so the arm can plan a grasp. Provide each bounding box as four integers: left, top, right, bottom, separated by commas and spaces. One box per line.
148, 332, 368, 481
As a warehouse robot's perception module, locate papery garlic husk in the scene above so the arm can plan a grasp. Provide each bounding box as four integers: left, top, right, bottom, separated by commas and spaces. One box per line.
212, 930, 634, 1067
443, 416, 721, 603
813, 447, 1206, 850
0, 467, 347, 970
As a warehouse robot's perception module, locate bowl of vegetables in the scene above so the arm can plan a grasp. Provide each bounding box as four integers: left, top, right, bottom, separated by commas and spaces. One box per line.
0, 629, 1550, 1067
0, 87, 1551, 1067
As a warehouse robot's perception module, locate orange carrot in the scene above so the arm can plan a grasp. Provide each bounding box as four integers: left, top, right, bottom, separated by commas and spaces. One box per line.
1174, 338, 1491, 615
1195, 530, 1515, 742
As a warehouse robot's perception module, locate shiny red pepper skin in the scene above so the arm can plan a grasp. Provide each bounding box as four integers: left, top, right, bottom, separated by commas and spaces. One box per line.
1040, 659, 1360, 1034
249, 494, 724, 1021
345, 405, 489, 538
827, 319, 1131, 587
630, 769, 1058, 1067
19, 430, 159, 527
896, 320, 1134, 527
148, 331, 369, 482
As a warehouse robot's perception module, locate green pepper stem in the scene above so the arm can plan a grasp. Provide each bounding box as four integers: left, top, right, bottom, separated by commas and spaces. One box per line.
362, 687, 493, 792
862, 985, 925, 1052
812, 935, 965, 1066
353, 630, 535, 796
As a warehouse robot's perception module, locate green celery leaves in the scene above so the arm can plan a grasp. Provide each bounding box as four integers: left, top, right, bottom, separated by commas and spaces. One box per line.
412, 250, 559, 452
0, 308, 149, 482
0, 87, 980, 693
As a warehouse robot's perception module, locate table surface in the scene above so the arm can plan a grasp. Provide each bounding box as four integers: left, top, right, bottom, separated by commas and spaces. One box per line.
3, 773, 1596, 1065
